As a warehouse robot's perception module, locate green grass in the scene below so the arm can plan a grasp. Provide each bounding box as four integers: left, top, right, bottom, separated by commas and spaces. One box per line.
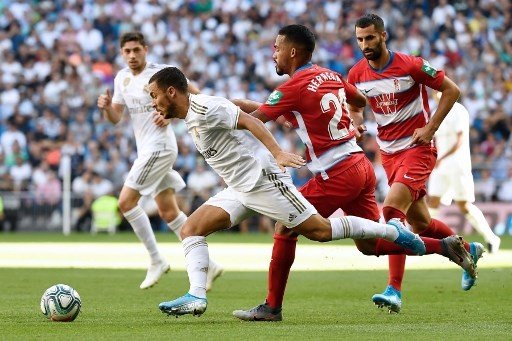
1, 231, 511, 248
1, 267, 512, 340
1, 233, 511, 340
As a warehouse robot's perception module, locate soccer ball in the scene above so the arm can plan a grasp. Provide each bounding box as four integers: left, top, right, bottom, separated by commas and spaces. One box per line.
40, 284, 82, 322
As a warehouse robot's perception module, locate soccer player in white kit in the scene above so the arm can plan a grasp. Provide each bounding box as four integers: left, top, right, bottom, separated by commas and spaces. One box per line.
427, 92, 500, 255
145, 66, 443, 318
97, 32, 223, 290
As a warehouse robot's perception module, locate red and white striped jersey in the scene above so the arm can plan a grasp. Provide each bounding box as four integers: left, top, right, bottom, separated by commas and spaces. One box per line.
347, 51, 445, 154
259, 63, 363, 180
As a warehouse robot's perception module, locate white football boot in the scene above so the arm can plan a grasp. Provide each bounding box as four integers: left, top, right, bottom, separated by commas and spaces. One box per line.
140, 260, 170, 289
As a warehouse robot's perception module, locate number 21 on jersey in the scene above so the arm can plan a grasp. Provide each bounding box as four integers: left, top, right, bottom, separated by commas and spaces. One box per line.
320, 88, 350, 140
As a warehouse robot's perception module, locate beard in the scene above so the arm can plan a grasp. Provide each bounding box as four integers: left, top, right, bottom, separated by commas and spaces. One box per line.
163, 101, 178, 119
363, 40, 384, 61
275, 64, 285, 76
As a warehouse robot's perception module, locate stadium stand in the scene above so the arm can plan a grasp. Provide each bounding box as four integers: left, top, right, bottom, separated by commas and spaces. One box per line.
0, 0, 510, 231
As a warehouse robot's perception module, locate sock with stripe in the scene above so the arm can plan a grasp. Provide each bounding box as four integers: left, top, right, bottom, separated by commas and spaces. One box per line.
183, 236, 209, 299
167, 211, 187, 241
382, 206, 407, 291
124, 205, 162, 264
265, 234, 297, 309
330, 216, 399, 241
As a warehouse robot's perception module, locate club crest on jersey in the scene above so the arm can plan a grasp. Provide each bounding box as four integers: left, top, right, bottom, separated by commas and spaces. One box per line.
123, 77, 131, 87
421, 60, 437, 77
266, 90, 283, 105
393, 79, 400, 91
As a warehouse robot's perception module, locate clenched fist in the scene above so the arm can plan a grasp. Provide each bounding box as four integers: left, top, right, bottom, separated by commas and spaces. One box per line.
97, 89, 112, 110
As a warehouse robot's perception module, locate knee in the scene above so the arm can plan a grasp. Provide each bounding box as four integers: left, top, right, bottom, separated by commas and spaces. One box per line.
118, 197, 136, 213
274, 222, 297, 238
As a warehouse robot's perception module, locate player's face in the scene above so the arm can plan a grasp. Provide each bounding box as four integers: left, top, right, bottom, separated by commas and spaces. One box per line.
121, 41, 148, 73
273, 35, 291, 76
355, 25, 386, 61
148, 82, 177, 119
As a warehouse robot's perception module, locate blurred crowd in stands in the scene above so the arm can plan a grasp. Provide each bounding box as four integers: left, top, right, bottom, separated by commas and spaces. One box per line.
0, 0, 511, 232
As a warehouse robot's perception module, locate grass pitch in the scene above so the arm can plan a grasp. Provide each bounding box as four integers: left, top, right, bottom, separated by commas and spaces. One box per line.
1, 233, 511, 340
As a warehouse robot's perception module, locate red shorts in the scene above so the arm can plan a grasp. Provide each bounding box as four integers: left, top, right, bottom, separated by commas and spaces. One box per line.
299, 154, 380, 221
381, 145, 437, 201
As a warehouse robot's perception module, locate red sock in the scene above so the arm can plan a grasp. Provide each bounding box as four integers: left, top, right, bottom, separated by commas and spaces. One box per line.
265, 234, 297, 309
422, 237, 443, 254
382, 206, 407, 291
422, 219, 470, 251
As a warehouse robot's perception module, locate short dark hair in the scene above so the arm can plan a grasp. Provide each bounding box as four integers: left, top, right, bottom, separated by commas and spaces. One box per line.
148, 67, 188, 93
120, 31, 146, 48
355, 14, 385, 32
278, 24, 315, 53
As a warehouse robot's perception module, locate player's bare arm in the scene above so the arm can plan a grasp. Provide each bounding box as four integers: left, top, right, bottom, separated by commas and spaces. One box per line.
231, 99, 261, 113
410, 77, 460, 145
236, 111, 305, 170
97, 89, 124, 124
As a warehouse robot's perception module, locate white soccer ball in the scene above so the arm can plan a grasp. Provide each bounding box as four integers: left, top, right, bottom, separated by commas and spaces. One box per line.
40, 284, 82, 322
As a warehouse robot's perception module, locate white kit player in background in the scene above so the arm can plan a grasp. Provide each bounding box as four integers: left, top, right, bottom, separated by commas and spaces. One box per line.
97, 32, 223, 290
148, 67, 426, 318
427, 92, 500, 253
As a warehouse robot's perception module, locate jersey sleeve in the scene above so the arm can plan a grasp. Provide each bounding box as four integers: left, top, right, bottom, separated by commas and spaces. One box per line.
111, 73, 125, 105
409, 56, 445, 91
341, 79, 361, 103
258, 82, 299, 121
205, 98, 240, 130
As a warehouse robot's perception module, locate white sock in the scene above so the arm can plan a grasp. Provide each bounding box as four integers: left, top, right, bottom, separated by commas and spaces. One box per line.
465, 203, 498, 243
124, 205, 161, 263
183, 236, 209, 299
428, 207, 440, 218
167, 211, 187, 241
329, 216, 399, 241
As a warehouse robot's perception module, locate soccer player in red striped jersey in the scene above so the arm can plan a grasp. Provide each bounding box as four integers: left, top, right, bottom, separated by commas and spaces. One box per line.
348, 14, 484, 313
231, 24, 477, 321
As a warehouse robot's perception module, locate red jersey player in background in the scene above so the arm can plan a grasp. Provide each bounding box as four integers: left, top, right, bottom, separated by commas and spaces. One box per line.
231, 24, 476, 321
347, 14, 484, 313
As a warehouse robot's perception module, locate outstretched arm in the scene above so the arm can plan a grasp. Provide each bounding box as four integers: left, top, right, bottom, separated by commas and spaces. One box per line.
236, 111, 305, 171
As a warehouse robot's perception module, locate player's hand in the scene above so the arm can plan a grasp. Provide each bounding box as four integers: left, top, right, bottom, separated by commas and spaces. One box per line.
410, 126, 435, 146
275, 116, 293, 129
153, 111, 170, 127
97, 89, 112, 110
275, 151, 306, 171
354, 124, 367, 143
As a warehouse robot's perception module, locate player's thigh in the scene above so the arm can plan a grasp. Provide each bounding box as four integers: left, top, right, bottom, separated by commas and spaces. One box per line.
427, 169, 450, 198
243, 171, 317, 229
183, 204, 232, 238
203, 187, 255, 228
124, 151, 183, 197
450, 172, 475, 203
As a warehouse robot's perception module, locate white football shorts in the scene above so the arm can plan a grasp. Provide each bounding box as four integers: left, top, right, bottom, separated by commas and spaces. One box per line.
205, 170, 317, 228
428, 168, 475, 204
124, 150, 186, 197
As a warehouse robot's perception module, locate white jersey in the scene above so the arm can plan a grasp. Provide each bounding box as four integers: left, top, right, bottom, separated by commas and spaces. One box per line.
185, 94, 281, 193
434, 102, 471, 174
112, 62, 177, 155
